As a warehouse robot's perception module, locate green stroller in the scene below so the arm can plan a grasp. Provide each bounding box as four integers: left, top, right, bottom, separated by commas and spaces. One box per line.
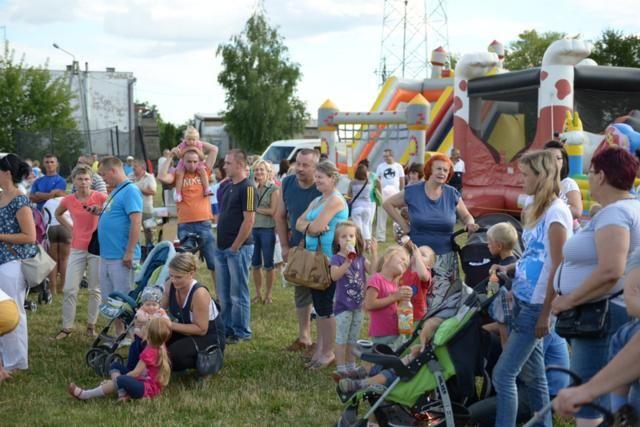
336, 290, 495, 427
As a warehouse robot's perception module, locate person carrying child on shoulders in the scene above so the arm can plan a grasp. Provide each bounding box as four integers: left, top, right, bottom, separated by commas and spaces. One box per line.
172, 126, 217, 202
330, 221, 377, 381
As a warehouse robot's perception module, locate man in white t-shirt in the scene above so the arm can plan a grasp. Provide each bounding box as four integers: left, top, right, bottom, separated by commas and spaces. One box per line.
375, 149, 405, 241
130, 159, 157, 247
450, 148, 465, 193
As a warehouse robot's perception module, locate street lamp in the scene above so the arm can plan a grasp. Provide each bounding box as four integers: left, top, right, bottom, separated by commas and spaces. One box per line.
52, 43, 76, 62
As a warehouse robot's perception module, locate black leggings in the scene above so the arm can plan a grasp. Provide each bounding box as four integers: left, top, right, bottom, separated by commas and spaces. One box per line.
167, 320, 224, 371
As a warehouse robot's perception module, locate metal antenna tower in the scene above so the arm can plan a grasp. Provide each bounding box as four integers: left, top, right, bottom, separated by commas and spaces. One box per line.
377, 0, 449, 84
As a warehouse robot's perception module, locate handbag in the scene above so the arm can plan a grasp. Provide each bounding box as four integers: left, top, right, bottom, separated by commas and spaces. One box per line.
88, 182, 132, 256
283, 232, 332, 291
191, 337, 223, 376
12, 244, 56, 289
554, 263, 622, 339
348, 181, 367, 217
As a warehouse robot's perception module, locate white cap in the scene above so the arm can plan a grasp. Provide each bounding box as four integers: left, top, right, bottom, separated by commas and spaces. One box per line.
126, 156, 134, 160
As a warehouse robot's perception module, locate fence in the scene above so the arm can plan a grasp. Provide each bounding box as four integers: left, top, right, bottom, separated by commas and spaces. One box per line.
14, 127, 135, 175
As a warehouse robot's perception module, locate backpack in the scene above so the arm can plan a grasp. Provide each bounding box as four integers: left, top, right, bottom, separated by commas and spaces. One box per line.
33, 207, 48, 245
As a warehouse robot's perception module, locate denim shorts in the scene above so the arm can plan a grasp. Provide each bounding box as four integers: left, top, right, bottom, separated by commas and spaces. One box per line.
335, 309, 364, 345
311, 282, 336, 317
178, 220, 216, 270
251, 228, 276, 270
570, 302, 629, 419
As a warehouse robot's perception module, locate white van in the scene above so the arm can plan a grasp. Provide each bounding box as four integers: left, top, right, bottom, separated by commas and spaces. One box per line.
261, 139, 320, 175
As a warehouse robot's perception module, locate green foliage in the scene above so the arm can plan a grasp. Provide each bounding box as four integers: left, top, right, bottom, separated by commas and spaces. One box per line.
590, 29, 640, 67
159, 121, 188, 152
0, 44, 77, 153
504, 30, 566, 70
217, 12, 308, 154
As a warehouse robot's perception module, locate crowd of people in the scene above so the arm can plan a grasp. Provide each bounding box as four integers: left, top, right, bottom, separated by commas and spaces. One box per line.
2, 131, 640, 426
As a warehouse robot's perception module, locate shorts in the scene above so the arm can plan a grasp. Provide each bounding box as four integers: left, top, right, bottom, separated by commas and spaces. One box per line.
47, 225, 71, 244
293, 285, 313, 308
335, 309, 364, 345
311, 282, 336, 318
0, 299, 20, 336
99, 258, 136, 301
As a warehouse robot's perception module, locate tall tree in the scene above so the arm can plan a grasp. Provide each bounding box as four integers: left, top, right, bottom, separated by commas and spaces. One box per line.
504, 30, 566, 71
590, 29, 640, 67
217, 11, 308, 154
0, 45, 77, 153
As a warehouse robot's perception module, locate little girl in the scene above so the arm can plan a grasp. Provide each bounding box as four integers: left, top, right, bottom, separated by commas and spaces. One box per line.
172, 126, 216, 201
364, 245, 412, 350
68, 317, 171, 402
330, 221, 376, 380
127, 287, 170, 371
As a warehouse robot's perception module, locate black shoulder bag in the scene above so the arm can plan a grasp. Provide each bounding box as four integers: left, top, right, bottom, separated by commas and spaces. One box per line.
347, 181, 367, 217
88, 182, 132, 256
555, 263, 623, 339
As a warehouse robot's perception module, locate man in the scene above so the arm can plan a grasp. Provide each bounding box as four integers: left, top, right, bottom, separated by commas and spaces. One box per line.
75, 155, 107, 193
157, 149, 171, 177
275, 149, 321, 352
215, 149, 256, 344
123, 156, 134, 176
96, 157, 142, 332
158, 146, 218, 285
130, 159, 157, 247
29, 154, 67, 210
449, 148, 465, 193
375, 149, 404, 242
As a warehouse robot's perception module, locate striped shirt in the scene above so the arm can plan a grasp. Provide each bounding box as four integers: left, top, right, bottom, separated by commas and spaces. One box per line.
216, 178, 257, 250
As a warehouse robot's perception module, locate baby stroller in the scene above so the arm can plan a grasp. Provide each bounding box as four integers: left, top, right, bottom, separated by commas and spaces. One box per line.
85, 241, 176, 376
24, 206, 53, 311
337, 291, 497, 427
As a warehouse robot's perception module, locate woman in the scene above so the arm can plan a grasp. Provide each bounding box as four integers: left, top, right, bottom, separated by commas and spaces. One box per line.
383, 153, 478, 309
54, 165, 108, 339
43, 195, 71, 295
160, 253, 225, 372
491, 150, 573, 427
348, 163, 374, 244
551, 146, 640, 426
251, 159, 281, 304
406, 162, 425, 185
278, 159, 290, 181
0, 154, 36, 378
544, 140, 583, 220
296, 161, 348, 369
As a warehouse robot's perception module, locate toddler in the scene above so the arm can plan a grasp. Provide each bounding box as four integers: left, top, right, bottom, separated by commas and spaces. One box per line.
330, 221, 376, 380
364, 245, 412, 350
399, 242, 435, 322
127, 287, 170, 371
484, 222, 519, 346
172, 126, 216, 202
68, 317, 171, 402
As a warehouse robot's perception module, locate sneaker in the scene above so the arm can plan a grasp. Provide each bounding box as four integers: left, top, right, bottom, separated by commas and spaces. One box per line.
338, 378, 361, 395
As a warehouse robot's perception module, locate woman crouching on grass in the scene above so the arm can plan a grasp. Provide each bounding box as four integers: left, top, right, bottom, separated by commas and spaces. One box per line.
67, 317, 171, 402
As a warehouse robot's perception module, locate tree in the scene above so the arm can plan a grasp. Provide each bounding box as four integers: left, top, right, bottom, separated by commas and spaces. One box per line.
504, 30, 566, 71
0, 44, 77, 153
590, 29, 640, 67
216, 11, 308, 154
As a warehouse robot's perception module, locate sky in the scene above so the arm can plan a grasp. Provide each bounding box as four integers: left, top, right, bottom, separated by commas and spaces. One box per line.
1, 0, 638, 124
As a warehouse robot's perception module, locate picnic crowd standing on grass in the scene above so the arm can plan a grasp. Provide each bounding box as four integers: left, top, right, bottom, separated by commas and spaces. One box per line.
4, 140, 640, 427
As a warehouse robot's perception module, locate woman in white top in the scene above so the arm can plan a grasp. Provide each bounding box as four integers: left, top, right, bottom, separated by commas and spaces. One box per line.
348, 164, 374, 242
544, 141, 583, 220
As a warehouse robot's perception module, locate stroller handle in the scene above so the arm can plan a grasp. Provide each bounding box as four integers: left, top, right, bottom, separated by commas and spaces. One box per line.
451, 226, 488, 240
108, 291, 138, 309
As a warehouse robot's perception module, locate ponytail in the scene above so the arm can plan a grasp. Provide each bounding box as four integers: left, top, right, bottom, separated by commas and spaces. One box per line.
156, 345, 171, 387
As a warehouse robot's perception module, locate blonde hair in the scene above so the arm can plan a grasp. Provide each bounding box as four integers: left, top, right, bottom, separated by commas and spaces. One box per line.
146, 317, 172, 387
376, 244, 409, 273
70, 164, 93, 180
487, 222, 518, 251
184, 126, 200, 141
332, 221, 365, 256
519, 150, 560, 227
316, 160, 340, 183
252, 159, 274, 182
169, 253, 198, 274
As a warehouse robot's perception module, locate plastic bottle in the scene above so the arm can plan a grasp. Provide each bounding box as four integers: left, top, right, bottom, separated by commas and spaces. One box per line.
346, 239, 357, 261
398, 298, 414, 335
487, 271, 500, 297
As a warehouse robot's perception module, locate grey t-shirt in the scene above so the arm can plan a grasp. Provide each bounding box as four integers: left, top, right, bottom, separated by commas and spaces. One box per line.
555, 198, 640, 306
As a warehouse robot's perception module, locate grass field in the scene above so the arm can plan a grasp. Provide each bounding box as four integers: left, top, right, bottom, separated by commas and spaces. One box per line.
2, 187, 575, 426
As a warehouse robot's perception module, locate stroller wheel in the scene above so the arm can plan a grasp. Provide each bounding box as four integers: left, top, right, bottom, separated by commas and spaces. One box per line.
104, 353, 124, 375
85, 348, 109, 375
25, 301, 37, 312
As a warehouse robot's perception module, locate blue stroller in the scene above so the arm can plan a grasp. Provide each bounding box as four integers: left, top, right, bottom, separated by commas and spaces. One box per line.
85, 241, 176, 376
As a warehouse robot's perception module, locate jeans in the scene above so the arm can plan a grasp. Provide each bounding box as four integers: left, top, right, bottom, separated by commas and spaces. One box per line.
543, 330, 570, 397
570, 302, 629, 419
126, 335, 146, 371
62, 249, 101, 330
110, 362, 145, 399
214, 245, 253, 339
251, 228, 276, 270
493, 298, 551, 427
609, 319, 640, 412
178, 220, 216, 270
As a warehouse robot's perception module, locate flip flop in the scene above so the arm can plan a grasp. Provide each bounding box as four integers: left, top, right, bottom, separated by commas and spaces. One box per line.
55, 329, 72, 340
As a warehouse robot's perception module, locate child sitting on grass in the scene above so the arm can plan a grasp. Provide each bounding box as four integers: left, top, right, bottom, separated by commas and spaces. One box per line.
330, 221, 376, 381
68, 317, 171, 402
483, 222, 519, 346
127, 287, 170, 371
364, 245, 413, 350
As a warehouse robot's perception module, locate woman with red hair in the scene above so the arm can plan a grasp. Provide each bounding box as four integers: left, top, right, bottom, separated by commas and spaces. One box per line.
383, 153, 478, 310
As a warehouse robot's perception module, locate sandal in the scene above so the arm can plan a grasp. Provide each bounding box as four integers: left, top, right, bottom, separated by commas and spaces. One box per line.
86, 326, 96, 337
55, 329, 72, 340
67, 383, 83, 400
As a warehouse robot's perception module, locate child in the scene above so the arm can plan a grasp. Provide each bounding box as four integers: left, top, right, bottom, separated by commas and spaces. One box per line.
399, 242, 435, 322
68, 317, 171, 402
127, 287, 170, 371
364, 245, 412, 350
330, 221, 376, 380
484, 222, 519, 346
172, 126, 216, 202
